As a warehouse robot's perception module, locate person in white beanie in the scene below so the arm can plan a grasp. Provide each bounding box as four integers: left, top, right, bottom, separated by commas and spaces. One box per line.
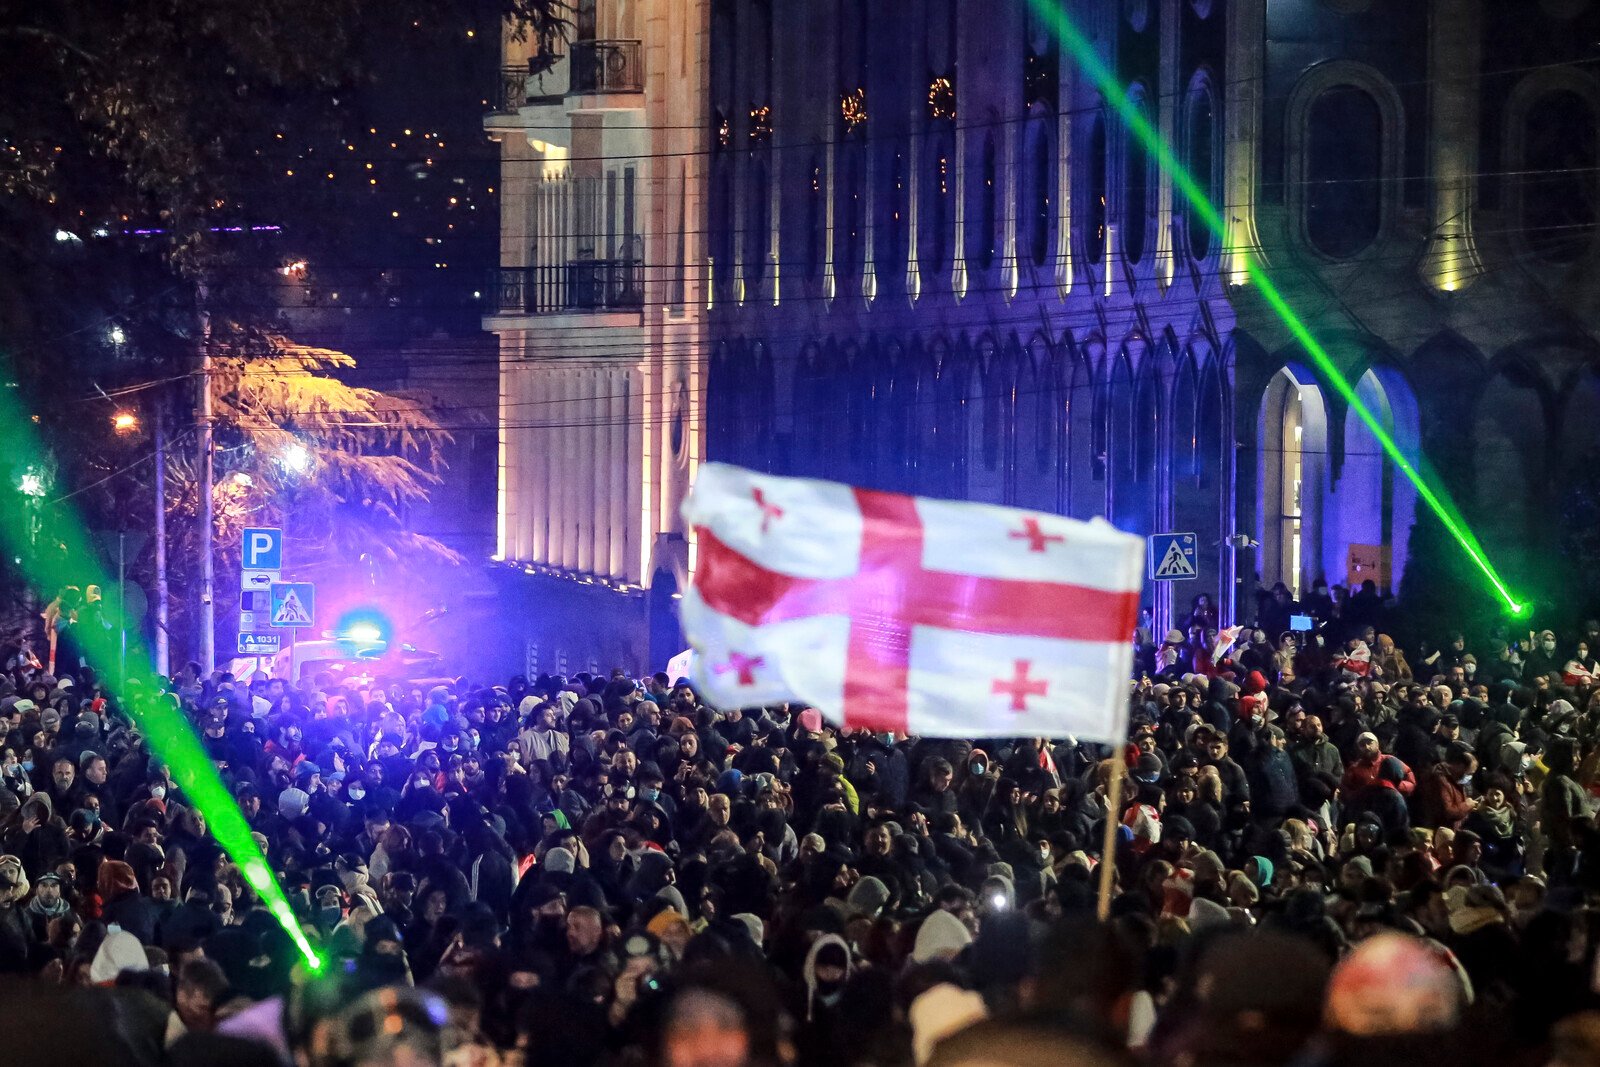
910, 983, 988, 1065
912, 908, 974, 963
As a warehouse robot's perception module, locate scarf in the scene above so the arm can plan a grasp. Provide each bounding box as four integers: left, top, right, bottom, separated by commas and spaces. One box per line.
1477, 800, 1515, 839
26, 894, 70, 921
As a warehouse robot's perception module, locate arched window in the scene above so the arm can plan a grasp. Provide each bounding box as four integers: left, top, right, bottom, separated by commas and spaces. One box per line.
1021, 115, 1054, 268
921, 132, 953, 276
746, 160, 769, 286
881, 145, 908, 279
837, 138, 863, 285
1183, 78, 1218, 260
1082, 112, 1107, 267
710, 155, 734, 303
1257, 368, 1329, 596
970, 134, 999, 270
1122, 89, 1151, 264
1305, 85, 1383, 258
1521, 90, 1598, 262
805, 158, 824, 279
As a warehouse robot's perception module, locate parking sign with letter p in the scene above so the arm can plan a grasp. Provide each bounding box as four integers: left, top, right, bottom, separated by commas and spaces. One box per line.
242, 527, 283, 571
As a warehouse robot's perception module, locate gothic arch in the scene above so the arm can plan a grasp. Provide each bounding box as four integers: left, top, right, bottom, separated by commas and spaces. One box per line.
1257, 362, 1330, 596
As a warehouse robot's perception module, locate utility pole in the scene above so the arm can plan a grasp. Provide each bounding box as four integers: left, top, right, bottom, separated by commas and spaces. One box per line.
153, 402, 169, 676
117, 531, 127, 691
197, 281, 215, 675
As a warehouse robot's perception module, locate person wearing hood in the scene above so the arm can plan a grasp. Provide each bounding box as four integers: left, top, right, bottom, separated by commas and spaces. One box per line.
1522, 630, 1564, 684
1373, 635, 1413, 682
89, 927, 150, 984
0, 853, 29, 973
98, 858, 157, 945
797, 933, 853, 1064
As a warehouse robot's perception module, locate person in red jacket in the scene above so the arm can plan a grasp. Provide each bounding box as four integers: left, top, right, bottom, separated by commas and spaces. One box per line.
1416, 744, 1478, 830
1340, 732, 1417, 798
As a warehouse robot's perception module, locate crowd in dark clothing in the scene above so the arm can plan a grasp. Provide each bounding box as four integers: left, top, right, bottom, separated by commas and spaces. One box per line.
4, 599, 1600, 1067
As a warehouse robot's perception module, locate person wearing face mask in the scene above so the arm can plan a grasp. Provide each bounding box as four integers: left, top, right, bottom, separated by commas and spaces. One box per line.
1523, 629, 1564, 684
1417, 744, 1479, 831
635, 763, 676, 823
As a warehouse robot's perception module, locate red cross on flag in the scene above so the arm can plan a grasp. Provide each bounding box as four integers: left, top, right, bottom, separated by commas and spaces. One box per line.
680, 463, 1144, 741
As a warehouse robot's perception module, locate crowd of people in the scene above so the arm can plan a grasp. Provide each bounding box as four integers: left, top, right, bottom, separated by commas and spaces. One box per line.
2, 597, 1600, 1067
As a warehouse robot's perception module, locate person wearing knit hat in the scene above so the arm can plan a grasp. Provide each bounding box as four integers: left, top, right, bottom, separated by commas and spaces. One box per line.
278, 786, 311, 820
1341, 855, 1375, 891
1187, 897, 1231, 931
646, 905, 693, 957
1226, 871, 1260, 907
1184, 849, 1226, 889
909, 984, 988, 1065
979, 874, 1014, 914
797, 708, 823, 735
912, 908, 974, 963
1445, 883, 1508, 937
729, 912, 764, 948
89, 928, 149, 984
846, 874, 892, 920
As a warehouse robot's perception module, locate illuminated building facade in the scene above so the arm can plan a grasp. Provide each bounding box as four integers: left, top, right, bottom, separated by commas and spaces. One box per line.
485, 0, 707, 671
704, 0, 1600, 626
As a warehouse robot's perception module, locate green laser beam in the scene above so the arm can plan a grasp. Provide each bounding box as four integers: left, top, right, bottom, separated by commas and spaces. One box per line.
1027, 0, 1522, 613
0, 377, 322, 970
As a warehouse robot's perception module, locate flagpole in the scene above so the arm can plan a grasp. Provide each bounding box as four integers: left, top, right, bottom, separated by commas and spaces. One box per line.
1097, 744, 1126, 921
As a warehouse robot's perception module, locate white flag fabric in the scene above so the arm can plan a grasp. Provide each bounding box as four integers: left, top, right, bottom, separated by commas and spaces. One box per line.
679, 463, 1144, 742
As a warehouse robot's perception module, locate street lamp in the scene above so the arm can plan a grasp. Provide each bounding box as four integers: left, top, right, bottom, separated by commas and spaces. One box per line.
108, 325, 126, 345
18, 472, 44, 497
281, 442, 312, 474
112, 410, 139, 435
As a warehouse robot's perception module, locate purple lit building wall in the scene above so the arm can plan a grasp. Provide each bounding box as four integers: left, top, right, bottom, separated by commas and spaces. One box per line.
702, 0, 1600, 628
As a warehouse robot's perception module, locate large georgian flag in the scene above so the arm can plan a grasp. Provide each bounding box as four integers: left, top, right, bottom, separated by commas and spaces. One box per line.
679, 463, 1145, 742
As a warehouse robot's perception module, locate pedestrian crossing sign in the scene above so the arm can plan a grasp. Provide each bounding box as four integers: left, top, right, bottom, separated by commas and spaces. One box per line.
1148, 532, 1199, 581
269, 582, 315, 627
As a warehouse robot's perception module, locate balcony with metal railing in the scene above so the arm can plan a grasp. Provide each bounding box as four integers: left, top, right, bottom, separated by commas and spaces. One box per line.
489, 29, 568, 113
489, 258, 644, 316
494, 66, 531, 112
569, 39, 643, 95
